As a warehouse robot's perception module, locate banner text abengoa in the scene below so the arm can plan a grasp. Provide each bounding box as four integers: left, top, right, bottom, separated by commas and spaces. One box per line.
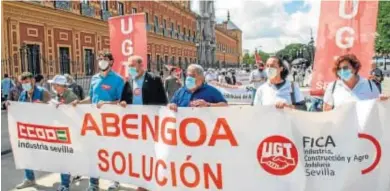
81, 112, 239, 189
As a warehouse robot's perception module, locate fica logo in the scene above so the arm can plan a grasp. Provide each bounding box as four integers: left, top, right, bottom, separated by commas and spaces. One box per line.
257, 135, 298, 176
17, 122, 72, 144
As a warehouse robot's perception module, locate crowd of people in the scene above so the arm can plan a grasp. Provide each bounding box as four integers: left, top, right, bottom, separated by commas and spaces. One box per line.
1, 52, 390, 191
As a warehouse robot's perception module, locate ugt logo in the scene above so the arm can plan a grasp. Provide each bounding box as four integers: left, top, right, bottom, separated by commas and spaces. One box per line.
17, 122, 71, 144
257, 135, 298, 176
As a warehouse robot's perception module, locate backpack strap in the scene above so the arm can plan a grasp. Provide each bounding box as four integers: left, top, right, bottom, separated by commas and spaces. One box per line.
368, 80, 373, 92
331, 81, 337, 94
290, 82, 296, 105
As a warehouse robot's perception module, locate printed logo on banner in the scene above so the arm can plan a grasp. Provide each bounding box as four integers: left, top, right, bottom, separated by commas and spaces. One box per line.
257, 135, 298, 176
17, 122, 71, 144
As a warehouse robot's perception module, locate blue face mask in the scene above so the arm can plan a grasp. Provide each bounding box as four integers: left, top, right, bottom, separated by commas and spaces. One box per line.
185, 77, 196, 89
22, 83, 32, 91
338, 69, 353, 81
128, 67, 138, 79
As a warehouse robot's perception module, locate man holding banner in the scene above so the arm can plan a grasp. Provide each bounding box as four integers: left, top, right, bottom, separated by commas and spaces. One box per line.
72, 54, 125, 191
168, 64, 227, 111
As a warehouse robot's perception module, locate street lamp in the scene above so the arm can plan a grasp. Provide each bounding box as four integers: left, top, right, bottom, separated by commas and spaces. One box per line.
223, 50, 226, 69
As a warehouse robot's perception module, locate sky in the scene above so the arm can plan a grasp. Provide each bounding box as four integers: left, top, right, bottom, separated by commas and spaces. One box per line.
191, 0, 321, 54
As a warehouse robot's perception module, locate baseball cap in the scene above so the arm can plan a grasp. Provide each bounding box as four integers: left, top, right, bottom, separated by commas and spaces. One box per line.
48, 75, 68, 85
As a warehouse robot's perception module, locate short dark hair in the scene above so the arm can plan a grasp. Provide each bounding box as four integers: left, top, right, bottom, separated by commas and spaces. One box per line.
103, 53, 114, 61
34, 74, 44, 83
21, 72, 33, 81
170, 68, 176, 74
269, 56, 289, 80
4, 74, 8, 78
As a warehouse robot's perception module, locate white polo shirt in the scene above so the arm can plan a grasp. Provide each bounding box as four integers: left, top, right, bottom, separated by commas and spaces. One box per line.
249, 69, 267, 89
323, 76, 380, 108
253, 80, 304, 106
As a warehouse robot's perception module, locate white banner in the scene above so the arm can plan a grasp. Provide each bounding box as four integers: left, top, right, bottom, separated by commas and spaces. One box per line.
236, 73, 250, 85
209, 82, 254, 105
8, 101, 390, 191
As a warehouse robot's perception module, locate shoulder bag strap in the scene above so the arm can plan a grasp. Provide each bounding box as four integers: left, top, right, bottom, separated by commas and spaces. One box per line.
290, 82, 296, 105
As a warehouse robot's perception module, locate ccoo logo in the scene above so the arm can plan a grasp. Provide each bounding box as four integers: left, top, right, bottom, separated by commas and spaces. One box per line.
257, 135, 298, 176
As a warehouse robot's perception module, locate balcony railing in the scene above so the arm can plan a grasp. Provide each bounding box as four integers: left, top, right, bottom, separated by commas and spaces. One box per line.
81, 3, 95, 17
54, 1, 71, 11
101, 10, 111, 21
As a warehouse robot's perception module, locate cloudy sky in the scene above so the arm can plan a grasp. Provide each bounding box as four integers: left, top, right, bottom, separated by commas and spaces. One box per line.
191, 0, 321, 53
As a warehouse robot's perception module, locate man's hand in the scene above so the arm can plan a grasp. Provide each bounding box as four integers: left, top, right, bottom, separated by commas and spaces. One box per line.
71, 100, 79, 107
379, 94, 390, 101
275, 101, 288, 109
55, 102, 63, 109
167, 103, 178, 112
119, 101, 127, 108
97, 101, 105, 109
190, 99, 209, 107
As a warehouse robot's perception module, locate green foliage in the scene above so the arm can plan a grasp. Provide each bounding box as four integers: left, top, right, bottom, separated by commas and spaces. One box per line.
275, 43, 306, 61
242, 51, 270, 65
375, 1, 390, 54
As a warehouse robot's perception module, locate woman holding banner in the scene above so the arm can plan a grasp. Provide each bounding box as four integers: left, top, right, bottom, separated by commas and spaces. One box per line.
323, 54, 389, 111
253, 56, 307, 110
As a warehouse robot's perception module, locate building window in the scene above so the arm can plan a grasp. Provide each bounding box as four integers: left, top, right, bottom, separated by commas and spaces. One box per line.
132, 7, 137, 14
163, 19, 167, 29
178, 25, 181, 34
145, 12, 149, 24
84, 49, 94, 75
101, 0, 108, 11
117, 2, 124, 15
80, 0, 89, 5
154, 16, 159, 32
59, 47, 70, 74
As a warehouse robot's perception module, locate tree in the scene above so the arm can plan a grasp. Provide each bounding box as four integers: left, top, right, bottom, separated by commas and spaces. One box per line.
375, 1, 390, 54
257, 50, 270, 63
242, 52, 255, 65
275, 43, 306, 62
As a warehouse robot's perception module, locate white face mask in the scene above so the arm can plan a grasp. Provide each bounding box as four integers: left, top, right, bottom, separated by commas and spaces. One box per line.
98, 60, 110, 71
265, 68, 278, 79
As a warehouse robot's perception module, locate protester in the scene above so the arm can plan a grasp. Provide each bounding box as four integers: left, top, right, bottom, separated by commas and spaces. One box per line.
47, 75, 79, 191
225, 71, 233, 85
71, 53, 124, 191
218, 72, 226, 83
2, 73, 14, 108
164, 68, 182, 101
15, 72, 50, 189
249, 61, 267, 89
115, 56, 167, 191
253, 56, 306, 110
205, 68, 215, 82
231, 70, 237, 85
64, 73, 85, 100
323, 54, 389, 111
7, 75, 23, 102
370, 63, 384, 93
168, 64, 227, 111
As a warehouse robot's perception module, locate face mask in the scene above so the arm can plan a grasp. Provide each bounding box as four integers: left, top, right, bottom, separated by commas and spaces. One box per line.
265, 68, 278, 79
22, 83, 32, 91
338, 69, 353, 81
128, 67, 138, 79
98, 60, 110, 71
185, 77, 196, 89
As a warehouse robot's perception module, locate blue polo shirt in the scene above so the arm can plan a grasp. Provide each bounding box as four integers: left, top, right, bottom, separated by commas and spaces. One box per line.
18, 85, 45, 103
132, 73, 145, 105
171, 83, 227, 107
89, 71, 124, 104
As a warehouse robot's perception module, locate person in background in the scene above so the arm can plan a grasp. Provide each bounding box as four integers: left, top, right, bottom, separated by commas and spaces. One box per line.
2, 74, 14, 108
168, 64, 227, 111
115, 55, 166, 191
34, 74, 44, 87
218, 71, 226, 83
323, 54, 389, 111
47, 75, 79, 191
164, 67, 182, 100
159, 70, 164, 79
205, 68, 215, 82
64, 74, 85, 100
253, 56, 306, 110
225, 71, 233, 85
71, 53, 124, 191
8, 75, 23, 102
249, 61, 267, 89
231, 70, 237, 85
14, 72, 50, 189
370, 62, 384, 93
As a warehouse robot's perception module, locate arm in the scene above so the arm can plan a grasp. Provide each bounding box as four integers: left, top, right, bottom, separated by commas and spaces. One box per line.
322, 82, 335, 111
252, 88, 261, 106
78, 85, 85, 100
291, 83, 307, 110
42, 90, 51, 103
120, 81, 132, 104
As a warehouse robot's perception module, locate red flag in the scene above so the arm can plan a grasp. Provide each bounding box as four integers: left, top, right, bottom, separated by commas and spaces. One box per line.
310, 0, 378, 96
109, 14, 147, 78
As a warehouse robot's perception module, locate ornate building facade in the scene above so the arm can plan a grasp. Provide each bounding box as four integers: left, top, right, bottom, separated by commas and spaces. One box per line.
1, 0, 241, 77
